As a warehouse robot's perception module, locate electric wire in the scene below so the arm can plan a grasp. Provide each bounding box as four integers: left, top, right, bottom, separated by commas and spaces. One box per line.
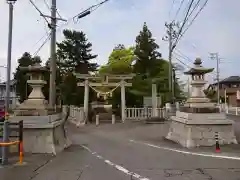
176, 0, 209, 44
33, 33, 51, 56
29, 0, 50, 26
43, 0, 63, 19
174, 49, 193, 63
32, 0, 111, 56
169, 0, 176, 18
174, 0, 186, 21
172, 0, 195, 50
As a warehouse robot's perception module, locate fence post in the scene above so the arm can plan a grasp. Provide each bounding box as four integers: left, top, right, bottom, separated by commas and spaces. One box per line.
19, 120, 23, 164
2, 121, 9, 165
112, 114, 115, 124
144, 107, 147, 118
236, 107, 238, 115
96, 115, 99, 126
226, 105, 228, 114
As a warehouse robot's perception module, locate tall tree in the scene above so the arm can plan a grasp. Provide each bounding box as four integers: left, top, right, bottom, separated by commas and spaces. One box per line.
57, 29, 98, 74
133, 22, 162, 77
99, 47, 135, 75
14, 52, 34, 103
56, 29, 99, 105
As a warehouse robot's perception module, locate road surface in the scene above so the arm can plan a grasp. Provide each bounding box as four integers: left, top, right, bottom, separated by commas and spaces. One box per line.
1, 119, 240, 180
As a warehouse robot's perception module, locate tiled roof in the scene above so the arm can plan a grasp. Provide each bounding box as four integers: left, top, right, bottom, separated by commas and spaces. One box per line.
220, 76, 240, 83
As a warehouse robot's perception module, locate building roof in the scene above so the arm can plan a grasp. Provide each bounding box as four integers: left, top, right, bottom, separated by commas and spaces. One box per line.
210, 76, 240, 86
220, 76, 240, 83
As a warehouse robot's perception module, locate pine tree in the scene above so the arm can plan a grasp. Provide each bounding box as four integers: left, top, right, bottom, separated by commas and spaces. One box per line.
14, 52, 36, 102
133, 22, 161, 77
57, 29, 98, 74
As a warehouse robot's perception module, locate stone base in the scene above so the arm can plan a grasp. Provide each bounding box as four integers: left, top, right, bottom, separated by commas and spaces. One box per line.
9, 114, 71, 155
166, 111, 238, 148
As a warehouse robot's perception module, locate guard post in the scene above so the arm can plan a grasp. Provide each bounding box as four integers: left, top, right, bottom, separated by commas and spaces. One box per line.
18, 120, 23, 164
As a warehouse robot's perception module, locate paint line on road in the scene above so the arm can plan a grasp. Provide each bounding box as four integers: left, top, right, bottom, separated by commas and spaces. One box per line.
129, 139, 240, 161
81, 145, 150, 180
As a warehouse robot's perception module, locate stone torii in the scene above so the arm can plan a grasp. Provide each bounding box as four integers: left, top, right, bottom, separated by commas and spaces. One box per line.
75, 73, 135, 122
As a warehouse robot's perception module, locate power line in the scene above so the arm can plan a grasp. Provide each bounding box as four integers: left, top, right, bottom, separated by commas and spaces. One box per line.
29, 0, 51, 28
184, 0, 201, 23
175, 57, 191, 68
43, 0, 63, 19
43, 0, 51, 10
174, 0, 185, 20
175, 0, 209, 45
32, 0, 111, 55
174, 49, 193, 63
172, 0, 195, 50
33, 33, 51, 56
169, 0, 177, 18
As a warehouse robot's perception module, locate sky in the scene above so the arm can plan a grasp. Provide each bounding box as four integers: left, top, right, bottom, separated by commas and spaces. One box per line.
0, 0, 239, 85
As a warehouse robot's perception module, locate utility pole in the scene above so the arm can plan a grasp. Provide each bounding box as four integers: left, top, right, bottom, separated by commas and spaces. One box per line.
5, 0, 16, 112
40, 0, 66, 109
210, 52, 220, 105
163, 21, 179, 103
49, 0, 57, 109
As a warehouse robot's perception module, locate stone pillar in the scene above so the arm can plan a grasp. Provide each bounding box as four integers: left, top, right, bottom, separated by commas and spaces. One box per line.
152, 83, 157, 117
83, 79, 89, 122
121, 80, 126, 123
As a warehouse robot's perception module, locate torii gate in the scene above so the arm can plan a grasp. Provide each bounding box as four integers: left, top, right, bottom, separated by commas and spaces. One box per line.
75, 73, 134, 122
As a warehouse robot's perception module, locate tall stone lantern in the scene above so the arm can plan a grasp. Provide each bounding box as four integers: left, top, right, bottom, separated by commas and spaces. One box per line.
166, 58, 237, 148
10, 62, 71, 155
14, 62, 50, 116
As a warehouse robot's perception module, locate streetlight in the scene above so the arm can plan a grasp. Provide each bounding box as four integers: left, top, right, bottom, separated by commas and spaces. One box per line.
5, 0, 17, 112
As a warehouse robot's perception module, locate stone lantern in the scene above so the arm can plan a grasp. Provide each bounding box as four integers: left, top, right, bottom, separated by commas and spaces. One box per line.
182, 58, 216, 110
14, 62, 50, 116
166, 58, 237, 148
10, 62, 71, 155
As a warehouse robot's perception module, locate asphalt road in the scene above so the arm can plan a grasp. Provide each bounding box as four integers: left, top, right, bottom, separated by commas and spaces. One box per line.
69, 122, 240, 180
1, 118, 240, 180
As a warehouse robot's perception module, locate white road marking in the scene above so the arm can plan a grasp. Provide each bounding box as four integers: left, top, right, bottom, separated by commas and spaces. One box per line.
129, 139, 240, 161
81, 145, 150, 180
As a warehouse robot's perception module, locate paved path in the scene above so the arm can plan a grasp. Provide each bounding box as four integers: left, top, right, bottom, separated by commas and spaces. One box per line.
1, 120, 240, 180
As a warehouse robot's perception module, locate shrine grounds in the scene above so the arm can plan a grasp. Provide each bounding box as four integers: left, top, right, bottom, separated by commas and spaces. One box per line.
1, 114, 240, 180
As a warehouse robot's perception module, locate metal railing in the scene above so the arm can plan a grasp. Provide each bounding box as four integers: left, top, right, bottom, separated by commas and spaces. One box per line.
0, 120, 23, 165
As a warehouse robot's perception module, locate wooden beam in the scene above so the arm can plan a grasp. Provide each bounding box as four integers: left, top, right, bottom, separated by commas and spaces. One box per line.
77, 82, 132, 87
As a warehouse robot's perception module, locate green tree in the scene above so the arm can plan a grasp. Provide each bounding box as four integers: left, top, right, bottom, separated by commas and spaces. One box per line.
57, 29, 98, 74
98, 46, 140, 108
56, 29, 99, 105
14, 52, 34, 103
99, 47, 135, 75
133, 22, 162, 77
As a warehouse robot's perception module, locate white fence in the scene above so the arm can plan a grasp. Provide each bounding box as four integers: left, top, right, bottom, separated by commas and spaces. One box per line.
225, 106, 240, 115
67, 106, 167, 124
67, 104, 240, 125
68, 106, 84, 125
125, 107, 167, 120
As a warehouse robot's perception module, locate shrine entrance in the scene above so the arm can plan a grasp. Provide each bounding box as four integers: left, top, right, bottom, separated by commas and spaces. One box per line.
75, 73, 134, 123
